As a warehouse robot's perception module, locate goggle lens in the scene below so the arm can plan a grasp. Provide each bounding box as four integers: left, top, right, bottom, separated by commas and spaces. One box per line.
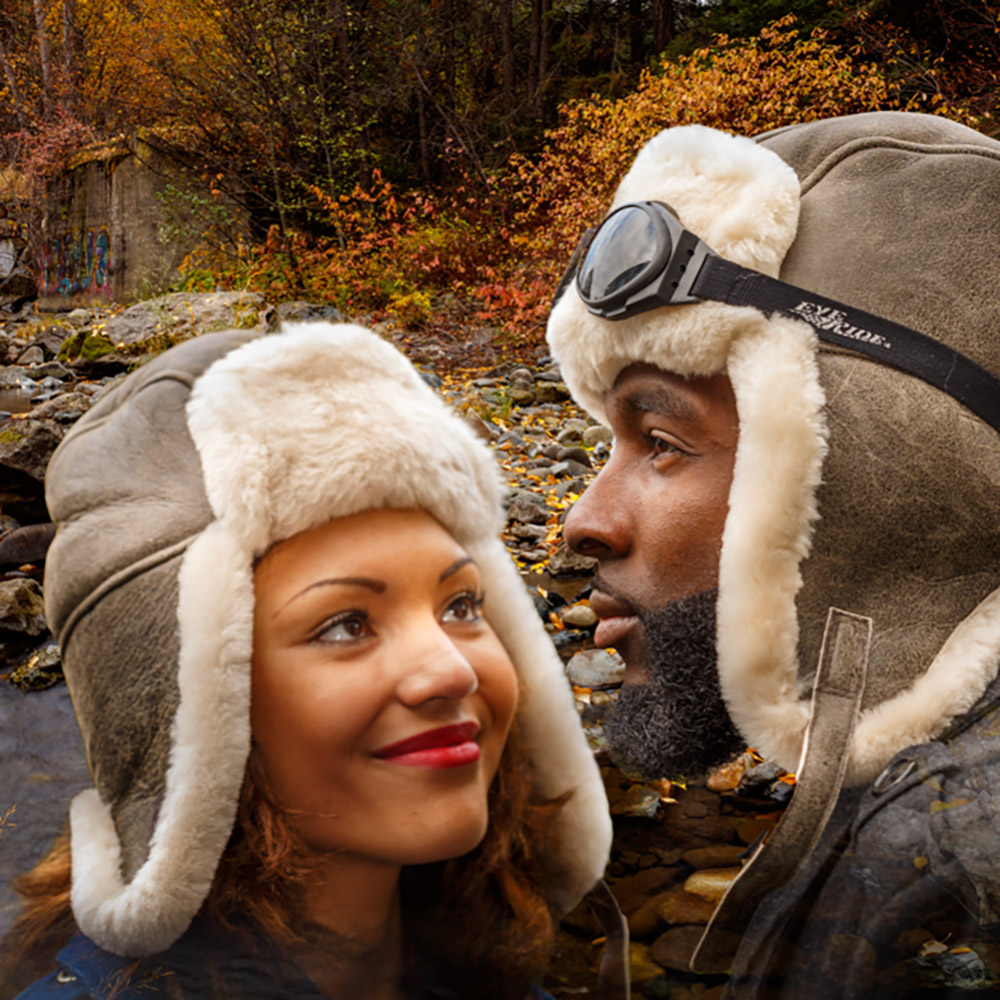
577, 205, 668, 302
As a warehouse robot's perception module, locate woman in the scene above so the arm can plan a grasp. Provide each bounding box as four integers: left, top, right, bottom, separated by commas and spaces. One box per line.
2, 322, 612, 998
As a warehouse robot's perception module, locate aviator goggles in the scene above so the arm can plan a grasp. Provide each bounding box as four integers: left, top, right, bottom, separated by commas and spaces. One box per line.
557, 200, 1000, 435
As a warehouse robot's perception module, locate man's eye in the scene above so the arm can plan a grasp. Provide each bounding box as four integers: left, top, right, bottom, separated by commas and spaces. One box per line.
649, 431, 682, 456
314, 612, 371, 643
442, 592, 484, 624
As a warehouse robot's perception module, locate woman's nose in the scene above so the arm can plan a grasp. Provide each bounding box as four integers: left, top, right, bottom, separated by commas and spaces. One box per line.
394, 628, 479, 706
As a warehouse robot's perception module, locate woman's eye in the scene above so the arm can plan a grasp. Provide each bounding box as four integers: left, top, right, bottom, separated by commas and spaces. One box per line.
442, 593, 484, 624
314, 613, 371, 644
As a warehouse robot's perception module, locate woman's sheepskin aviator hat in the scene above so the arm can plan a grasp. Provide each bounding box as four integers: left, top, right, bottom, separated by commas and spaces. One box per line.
547, 112, 1000, 786
43, 322, 612, 957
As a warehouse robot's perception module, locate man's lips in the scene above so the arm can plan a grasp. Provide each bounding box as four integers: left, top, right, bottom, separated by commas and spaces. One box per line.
373, 721, 481, 768
589, 589, 640, 649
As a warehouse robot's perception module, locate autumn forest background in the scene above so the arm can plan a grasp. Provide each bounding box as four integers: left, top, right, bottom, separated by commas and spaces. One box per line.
1, 0, 998, 344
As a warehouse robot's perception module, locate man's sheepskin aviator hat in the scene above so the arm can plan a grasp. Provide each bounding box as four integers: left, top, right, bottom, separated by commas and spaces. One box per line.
547, 111, 1000, 787
43, 322, 611, 957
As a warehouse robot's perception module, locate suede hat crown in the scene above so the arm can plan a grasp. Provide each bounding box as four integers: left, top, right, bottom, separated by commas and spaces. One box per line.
44, 322, 611, 957
547, 112, 1000, 785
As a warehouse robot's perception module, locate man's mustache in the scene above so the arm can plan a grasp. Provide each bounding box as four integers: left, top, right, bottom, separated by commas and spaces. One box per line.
591, 573, 641, 617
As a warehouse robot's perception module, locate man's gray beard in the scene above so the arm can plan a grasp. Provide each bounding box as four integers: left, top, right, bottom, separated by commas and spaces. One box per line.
605, 588, 744, 781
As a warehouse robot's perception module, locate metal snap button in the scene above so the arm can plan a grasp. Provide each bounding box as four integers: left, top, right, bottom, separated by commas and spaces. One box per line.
56, 970, 78, 984
872, 756, 916, 795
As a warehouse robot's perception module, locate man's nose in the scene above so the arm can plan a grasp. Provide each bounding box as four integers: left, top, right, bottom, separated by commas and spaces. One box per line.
394, 627, 479, 706
563, 463, 631, 560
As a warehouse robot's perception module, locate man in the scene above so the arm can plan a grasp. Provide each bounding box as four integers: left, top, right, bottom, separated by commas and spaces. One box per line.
547, 113, 1000, 998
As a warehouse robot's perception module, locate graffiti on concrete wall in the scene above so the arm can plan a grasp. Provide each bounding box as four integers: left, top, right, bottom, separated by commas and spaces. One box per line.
39, 227, 114, 298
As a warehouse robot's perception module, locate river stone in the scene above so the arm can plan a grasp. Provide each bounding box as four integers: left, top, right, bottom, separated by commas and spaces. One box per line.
534, 380, 571, 403
0, 578, 46, 635
657, 885, 717, 926
629, 888, 684, 939
651, 926, 742, 975
29, 360, 71, 380
629, 943, 667, 986
0, 267, 36, 305
609, 866, 684, 915
556, 445, 591, 467
0, 418, 63, 481
563, 648, 625, 688
707, 754, 750, 791
735, 817, 777, 845
556, 419, 588, 444
681, 845, 747, 870
508, 367, 534, 383
546, 541, 597, 576
276, 301, 347, 325
16, 345, 43, 365
507, 497, 549, 525
509, 384, 535, 406
66, 308, 92, 326
739, 760, 788, 795
510, 522, 547, 540
536, 368, 562, 381
561, 604, 598, 629
102, 290, 272, 348
583, 424, 613, 446
7, 642, 63, 692
684, 867, 741, 903
549, 458, 590, 479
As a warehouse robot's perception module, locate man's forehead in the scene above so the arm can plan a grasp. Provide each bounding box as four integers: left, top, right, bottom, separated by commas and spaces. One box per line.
608, 363, 734, 425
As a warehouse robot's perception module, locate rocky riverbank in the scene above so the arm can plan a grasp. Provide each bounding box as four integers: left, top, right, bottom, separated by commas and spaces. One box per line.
0, 293, 791, 996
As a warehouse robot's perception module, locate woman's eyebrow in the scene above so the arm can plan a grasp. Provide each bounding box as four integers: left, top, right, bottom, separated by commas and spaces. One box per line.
276, 576, 386, 616
440, 556, 474, 582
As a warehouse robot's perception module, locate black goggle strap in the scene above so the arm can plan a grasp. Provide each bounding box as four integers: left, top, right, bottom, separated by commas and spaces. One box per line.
693, 255, 1000, 437
551, 226, 597, 312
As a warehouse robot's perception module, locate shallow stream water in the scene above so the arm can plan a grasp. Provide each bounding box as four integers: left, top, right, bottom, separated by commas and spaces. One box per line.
0, 389, 33, 414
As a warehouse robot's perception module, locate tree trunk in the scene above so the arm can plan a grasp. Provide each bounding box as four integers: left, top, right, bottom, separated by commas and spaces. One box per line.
629, 0, 645, 66
527, 0, 540, 102
442, 0, 455, 110
415, 1, 431, 182
499, 0, 515, 113
536, 0, 550, 115
653, 0, 673, 53
62, 0, 81, 116
32, 0, 52, 114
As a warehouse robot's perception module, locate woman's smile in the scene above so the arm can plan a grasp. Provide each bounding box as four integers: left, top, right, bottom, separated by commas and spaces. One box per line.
373, 721, 482, 768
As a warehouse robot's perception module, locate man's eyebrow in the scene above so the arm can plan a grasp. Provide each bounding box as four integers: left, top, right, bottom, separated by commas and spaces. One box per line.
615, 385, 700, 423
440, 556, 474, 582
276, 576, 386, 616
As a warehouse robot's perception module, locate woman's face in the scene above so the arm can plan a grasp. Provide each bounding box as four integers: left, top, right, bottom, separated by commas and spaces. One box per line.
251, 508, 519, 867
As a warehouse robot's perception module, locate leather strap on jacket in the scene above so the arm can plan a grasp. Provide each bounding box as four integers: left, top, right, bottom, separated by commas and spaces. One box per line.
691, 607, 872, 973
586, 879, 631, 1000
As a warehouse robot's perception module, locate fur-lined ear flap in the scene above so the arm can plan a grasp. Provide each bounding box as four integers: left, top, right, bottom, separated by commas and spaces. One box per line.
472, 537, 612, 913
69, 524, 252, 956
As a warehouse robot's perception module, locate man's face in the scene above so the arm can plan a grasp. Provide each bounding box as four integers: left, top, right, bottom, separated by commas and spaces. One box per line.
564, 363, 743, 777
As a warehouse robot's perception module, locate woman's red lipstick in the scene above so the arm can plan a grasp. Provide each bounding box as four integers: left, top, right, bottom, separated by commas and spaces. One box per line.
373, 721, 481, 769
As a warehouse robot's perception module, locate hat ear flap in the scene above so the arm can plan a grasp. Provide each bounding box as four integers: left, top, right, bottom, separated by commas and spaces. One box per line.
69, 523, 253, 957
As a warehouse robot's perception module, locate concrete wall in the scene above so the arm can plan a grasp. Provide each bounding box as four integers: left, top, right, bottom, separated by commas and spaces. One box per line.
37, 139, 240, 309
